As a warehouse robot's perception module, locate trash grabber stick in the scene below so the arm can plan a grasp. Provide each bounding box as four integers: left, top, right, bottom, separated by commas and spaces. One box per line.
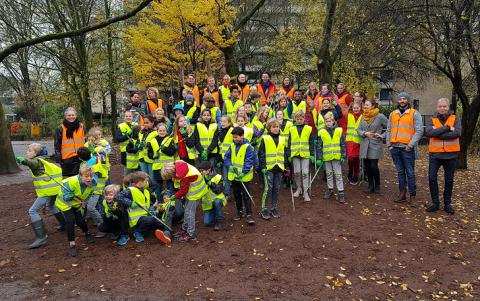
136, 203, 173, 232
309, 166, 322, 188
290, 176, 295, 211
47, 175, 85, 205
240, 181, 255, 207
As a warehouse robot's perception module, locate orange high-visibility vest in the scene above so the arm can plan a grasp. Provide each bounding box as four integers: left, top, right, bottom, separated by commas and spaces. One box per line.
60, 124, 85, 159
337, 93, 350, 118
428, 115, 460, 153
184, 84, 200, 107
239, 84, 250, 101
256, 83, 276, 105
390, 109, 416, 145
203, 88, 220, 106
280, 86, 295, 99
147, 99, 163, 114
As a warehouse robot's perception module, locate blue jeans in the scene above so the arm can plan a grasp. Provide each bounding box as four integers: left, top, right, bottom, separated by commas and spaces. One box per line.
203, 199, 224, 225
223, 165, 231, 198
29, 195, 58, 222
261, 171, 282, 210
390, 147, 416, 195
428, 156, 456, 206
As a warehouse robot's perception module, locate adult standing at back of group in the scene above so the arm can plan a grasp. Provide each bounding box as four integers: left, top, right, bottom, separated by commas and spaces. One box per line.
386, 92, 424, 206
237, 73, 250, 101
256, 72, 276, 105
424, 98, 461, 214
54, 107, 85, 176
357, 99, 388, 193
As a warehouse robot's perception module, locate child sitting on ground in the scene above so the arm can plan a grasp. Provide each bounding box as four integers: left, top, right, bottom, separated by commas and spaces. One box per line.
98, 184, 130, 245
317, 113, 347, 203
16, 143, 65, 249
198, 160, 226, 231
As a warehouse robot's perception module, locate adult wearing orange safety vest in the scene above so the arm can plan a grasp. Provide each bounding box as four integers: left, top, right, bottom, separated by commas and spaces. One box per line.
183, 74, 201, 107
336, 83, 353, 134
202, 76, 221, 106
237, 73, 251, 101
279, 77, 295, 99
256, 72, 276, 105
145, 87, 165, 116
54, 107, 85, 176
386, 92, 424, 206
425, 98, 461, 215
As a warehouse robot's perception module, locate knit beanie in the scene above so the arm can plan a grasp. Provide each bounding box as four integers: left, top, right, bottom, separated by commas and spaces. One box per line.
397, 92, 411, 101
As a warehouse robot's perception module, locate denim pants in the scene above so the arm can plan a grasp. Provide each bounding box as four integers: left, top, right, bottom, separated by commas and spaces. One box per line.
182, 200, 199, 236
29, 195, 59, 223
262, 171, 282, 210
428, 156, 456, 206
203, 199, 224, 225
222, 165, 231, 198
390, 147, 416, 195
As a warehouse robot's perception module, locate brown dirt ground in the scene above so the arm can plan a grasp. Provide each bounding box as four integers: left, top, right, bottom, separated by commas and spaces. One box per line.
1, 150, 479, 300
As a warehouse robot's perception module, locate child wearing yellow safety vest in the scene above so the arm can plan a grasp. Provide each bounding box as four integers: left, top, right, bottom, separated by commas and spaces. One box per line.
225, 127, 256, 225
55, 165, 97, 257
209, 115, 233, 197
244, 101, 255, 126
316, 113, 347, 203
77, 147, 108, 238
222, 85, 244, 119
116, 110, 136, 174
97, 184, 130, 245
235, 115, 254, 142
115, 171, 172, 246
276, 110, 293, 188
183, 94, 200, 125
192, 109, 218, 165
258, 119, 287, 220
138, 115, 158, 185
286, 110, 315, 202
16, 143, 65, 249
125, 125, 142, 174
252, 106, 269, 147
346, 102, 363, 185
201, 93, 221, 124
172, 115, 196, 165
157, 191, 183, 236
151, 122, 176, 196
161, 161, 208, 242
198, 161, 226, 231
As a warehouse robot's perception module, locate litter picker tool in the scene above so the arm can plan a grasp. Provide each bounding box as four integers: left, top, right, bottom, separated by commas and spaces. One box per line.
47, 175, 86, 206
290, 175, 295, 211
309, 165, 322, 188
240, 181, 256, 207
136, 203, 173, 232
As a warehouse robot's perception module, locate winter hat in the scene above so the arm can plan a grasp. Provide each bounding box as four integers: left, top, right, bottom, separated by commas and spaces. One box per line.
397, 92, 411, 101
186, 94, 194, 103
173, 103, 184, 114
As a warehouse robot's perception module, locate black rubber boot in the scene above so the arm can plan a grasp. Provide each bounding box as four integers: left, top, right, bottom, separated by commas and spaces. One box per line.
28, 220, 48, 249
53, 212, 66, 231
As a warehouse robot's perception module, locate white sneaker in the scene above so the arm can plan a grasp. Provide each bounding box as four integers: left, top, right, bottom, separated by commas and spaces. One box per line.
293, 188, 302, 198
304, 194, 311, 202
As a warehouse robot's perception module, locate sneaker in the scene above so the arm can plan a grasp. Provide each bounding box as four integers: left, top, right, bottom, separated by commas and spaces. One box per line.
110, 233, 119, 240
233, 211, 243, 221
293, 188, 302, 198
173, 229, 187, 238
213, 223, 221, 231
246, 215, 255, 225
270, 209, 280, 218
85, 233, 95, 243
444, 205, 455, 215
117, 234, 130, 246
304, 194, 311, 202
155, 229, 171, 245
68, 246, 77, 257
323, 189, 334, 199
425, 204, 439, 213
133, 231, 144, 243
338, 191, 346, 204
95, 231, 107, 238
178, 234, 196, 242
260, 209, 271, 220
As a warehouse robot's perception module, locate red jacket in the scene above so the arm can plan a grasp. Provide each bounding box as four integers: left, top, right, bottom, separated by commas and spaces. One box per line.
173, 160, 198, 199
336, 91, 353, 133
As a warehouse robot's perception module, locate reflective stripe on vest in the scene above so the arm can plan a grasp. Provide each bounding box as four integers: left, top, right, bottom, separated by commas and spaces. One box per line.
346, 113, 362, 144
228, 144, 253, 182
292, 101, 306, 115
319, 128, 343, 161
127, 186, 150, 227
225, 99, 243, 118
60, 124, 85, 159
197, 123, 217, 150
202, 174, 227, 211
219, 86, 231, 103
280, 121, 292, 142
152, 136, 175, 170
428, 115, 460, 153
173, 163, 207, 201
55, 176, 93, 212
32, 158, 62, 197
263, 135, 286, 171
316, 113, 325, 131
239, 84, 250, 101
138, 130, 159, 163
390, 109, 416, 144
289, 125, 312, 158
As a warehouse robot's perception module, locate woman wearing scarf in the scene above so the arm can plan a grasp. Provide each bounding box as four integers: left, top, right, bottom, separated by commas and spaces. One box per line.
256, 72, 276, 105
54, 107, 86, 176
357, 99, 388, 193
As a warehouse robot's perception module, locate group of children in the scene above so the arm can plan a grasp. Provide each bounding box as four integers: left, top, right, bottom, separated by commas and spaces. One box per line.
18, 85, 368, 257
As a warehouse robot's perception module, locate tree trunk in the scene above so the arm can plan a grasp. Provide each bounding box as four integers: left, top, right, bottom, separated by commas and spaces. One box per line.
316, 0, 336, 84
105, 0, 117, 141
457, 102, 480, 169
0, 102, 20, 174
222, 45, 237, 76
317, 55, 333, 84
